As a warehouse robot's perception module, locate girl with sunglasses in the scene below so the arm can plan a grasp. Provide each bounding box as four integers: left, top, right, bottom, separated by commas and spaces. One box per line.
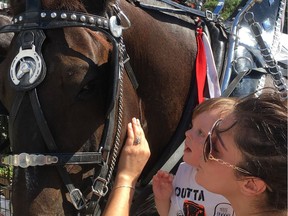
196, 92, 287, 216
153, 97, 237, 216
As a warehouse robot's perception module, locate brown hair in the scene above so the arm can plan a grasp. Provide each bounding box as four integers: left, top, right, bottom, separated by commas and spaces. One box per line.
233, 92, 287, 212
192, 97, 237, 119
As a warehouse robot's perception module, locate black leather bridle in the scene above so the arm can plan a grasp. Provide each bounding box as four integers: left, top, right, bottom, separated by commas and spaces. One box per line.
0, 0, 137, 214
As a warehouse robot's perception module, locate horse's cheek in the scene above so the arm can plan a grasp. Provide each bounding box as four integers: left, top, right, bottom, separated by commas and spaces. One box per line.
25, 189, 67, 216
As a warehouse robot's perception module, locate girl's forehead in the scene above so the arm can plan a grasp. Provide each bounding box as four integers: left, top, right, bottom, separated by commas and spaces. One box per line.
194, 109, 222, 119
192, 110, 222, 129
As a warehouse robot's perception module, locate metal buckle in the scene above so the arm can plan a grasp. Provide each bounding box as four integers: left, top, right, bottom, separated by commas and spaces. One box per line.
205, 10, 214, 21
69, 188, 86, 210
92, 177, 109, 197
1, 153, 58, 168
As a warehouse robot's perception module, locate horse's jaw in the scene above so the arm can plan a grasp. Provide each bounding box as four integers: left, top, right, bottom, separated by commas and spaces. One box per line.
12, 167, 76, 216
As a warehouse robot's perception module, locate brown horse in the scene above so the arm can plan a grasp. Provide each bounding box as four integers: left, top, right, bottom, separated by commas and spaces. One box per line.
0, 0, 197, 215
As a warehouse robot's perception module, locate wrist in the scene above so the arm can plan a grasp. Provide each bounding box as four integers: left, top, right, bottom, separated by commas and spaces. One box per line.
114, 173, 138, 188
113, 185, 135, 191
154, 196, 170, 202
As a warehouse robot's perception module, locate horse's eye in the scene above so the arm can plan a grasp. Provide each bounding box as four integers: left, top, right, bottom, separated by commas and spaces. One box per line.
76, 64, 108, 100
78, 80, 98, 100
77, 71, 108, 101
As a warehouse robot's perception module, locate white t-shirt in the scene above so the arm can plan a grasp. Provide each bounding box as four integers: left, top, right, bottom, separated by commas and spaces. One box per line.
168, 162, 235, 216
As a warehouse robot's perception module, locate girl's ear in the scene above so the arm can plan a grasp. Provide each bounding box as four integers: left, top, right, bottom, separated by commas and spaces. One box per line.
240, 178, 267, 196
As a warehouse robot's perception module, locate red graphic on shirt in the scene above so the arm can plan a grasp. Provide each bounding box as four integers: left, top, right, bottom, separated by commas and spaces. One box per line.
183, 200, 206, 216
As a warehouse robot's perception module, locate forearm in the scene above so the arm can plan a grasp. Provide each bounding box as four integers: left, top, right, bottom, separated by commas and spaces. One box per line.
154, 197, 170, 216
102, 118, 150, 215
102, 175, 137, 216
102, 186, 135, 216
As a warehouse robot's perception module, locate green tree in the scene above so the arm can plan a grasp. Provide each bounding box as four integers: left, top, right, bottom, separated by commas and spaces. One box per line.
204, 0, 242, 20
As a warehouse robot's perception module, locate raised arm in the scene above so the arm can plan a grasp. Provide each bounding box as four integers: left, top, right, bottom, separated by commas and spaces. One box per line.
102, 117, 151, 216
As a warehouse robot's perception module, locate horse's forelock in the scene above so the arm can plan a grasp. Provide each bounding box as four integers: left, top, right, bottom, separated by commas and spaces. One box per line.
10, 0, 118, 16
42, 0, 87, 12
9, 0, 88, 15
43, 0, 118, 14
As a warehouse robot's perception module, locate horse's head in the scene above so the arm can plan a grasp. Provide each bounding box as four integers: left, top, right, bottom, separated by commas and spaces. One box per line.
0, 0, 141, 215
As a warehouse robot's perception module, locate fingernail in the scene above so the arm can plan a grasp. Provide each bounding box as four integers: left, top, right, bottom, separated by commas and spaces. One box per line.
132, 117, 136, 123
128, 122, 132, 128
137, 119, 140, 125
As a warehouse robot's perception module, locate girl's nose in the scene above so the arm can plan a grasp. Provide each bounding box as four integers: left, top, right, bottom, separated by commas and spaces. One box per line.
185, 129, 192, 140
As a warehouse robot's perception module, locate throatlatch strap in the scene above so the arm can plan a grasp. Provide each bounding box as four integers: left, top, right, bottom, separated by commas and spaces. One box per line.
196, 27, 207, 103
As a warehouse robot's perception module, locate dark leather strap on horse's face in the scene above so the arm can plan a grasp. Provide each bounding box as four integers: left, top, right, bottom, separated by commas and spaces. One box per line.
0, 101, 8, 116
0, 10, 110, 34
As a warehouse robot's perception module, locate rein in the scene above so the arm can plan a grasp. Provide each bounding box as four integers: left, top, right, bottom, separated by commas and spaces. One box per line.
0, 0, 134, 214
221, 0, 287, 99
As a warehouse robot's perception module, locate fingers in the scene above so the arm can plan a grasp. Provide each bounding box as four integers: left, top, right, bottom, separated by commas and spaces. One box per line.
115, 118, 150, 185
126, 117, 147, 147
121, 117, 150, 162
153, 170, 174, 183
131, 117, 143, 145
152, 170, 174, 200
126, 122, 134, 147
126, 117, 140, 147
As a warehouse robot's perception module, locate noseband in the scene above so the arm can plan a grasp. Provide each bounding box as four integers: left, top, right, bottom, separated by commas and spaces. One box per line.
0, 0, 135, 214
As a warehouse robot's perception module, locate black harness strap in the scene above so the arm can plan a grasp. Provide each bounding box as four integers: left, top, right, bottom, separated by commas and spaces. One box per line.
0, 101, 8, 115
149, 0, 217, 21
124, 50, 139, 90
8, 92, 25, 150
221, 70, 249, 97
85, 162, 109, 215
0, 152, 103, 167
30, 89, 86, 210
